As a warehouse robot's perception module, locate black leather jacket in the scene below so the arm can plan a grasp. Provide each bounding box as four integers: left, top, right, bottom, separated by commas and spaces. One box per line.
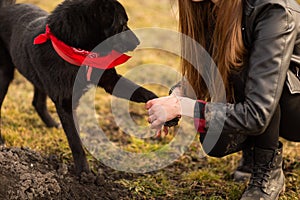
204, 0, 300, 135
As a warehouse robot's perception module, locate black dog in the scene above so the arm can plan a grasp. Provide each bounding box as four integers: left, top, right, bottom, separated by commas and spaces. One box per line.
0, 0, 159, 175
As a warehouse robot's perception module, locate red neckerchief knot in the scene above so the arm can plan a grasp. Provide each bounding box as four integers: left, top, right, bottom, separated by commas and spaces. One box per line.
33, 24, 131, 81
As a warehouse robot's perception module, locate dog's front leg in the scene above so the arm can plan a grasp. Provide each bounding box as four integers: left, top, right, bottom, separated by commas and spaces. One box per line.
54, 98, 89, 174
98, 69, 157, 103
97, 69, 179, 127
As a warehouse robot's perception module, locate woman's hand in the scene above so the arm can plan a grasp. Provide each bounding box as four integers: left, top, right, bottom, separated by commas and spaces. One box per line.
145, 95, 181, 136
146, 95, 197, 137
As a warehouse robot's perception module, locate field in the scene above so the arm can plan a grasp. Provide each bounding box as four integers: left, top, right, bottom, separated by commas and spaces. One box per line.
0, 0, 299, 199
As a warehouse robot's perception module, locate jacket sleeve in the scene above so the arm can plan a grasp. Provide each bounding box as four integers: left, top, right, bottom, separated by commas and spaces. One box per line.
202, 4, 297, 136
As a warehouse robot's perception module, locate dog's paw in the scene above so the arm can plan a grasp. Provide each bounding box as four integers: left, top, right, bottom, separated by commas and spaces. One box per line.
164, 117, 180, 127
57, 163, 68, 176
79, 171, 97, 184
95, 168, 107, 186
46, 122, 61, 129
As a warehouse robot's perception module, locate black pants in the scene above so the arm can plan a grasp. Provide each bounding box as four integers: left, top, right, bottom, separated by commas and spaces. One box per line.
201, 84, 300, 157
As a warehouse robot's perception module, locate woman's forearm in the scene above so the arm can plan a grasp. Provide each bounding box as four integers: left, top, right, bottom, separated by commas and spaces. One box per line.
177, 96, 197, 118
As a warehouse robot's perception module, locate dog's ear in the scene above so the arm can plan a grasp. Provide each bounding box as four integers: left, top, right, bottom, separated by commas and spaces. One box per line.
111, 1, 128, 30
47, 0, 118, 50
96, 0, 129, 39
92, 0, 118, 29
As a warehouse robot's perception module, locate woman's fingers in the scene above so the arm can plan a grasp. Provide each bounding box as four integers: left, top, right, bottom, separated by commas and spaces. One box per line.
148, 115, 156, 124
149, 111, 167, 129
145, 99, 156, 109
150, 118, 164, 129
148, 108, 154, 115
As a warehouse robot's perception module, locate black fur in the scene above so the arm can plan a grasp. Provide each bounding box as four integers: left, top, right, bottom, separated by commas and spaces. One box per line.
0, 0, 158, 174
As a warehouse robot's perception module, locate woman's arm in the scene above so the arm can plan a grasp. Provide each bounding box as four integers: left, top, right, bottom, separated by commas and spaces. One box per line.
146, 3, 298, 136
203, 3, 297, 135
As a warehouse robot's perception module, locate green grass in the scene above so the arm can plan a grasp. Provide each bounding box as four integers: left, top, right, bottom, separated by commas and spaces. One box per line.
2, 0, 300, 199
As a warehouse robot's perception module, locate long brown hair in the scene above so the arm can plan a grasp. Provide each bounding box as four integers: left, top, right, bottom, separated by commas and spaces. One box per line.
178, 0, 246, 102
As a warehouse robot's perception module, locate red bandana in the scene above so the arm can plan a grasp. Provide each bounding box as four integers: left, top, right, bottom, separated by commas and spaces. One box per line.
33, 25, 131, 81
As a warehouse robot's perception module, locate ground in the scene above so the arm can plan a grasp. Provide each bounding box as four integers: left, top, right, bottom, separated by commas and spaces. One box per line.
0, 0, 299, 199
0, 146, 136, 199
0, 141, 299, 199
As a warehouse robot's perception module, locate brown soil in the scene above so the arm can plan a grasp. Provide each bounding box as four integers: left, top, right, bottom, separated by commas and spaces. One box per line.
0, 146, 133, 200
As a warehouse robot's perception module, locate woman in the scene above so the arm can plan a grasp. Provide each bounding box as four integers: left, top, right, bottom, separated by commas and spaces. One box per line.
146, 0, 300, 199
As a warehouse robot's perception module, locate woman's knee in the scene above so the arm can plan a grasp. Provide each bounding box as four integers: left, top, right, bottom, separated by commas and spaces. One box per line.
200, 134, 246, 158
280, 133, 300, 142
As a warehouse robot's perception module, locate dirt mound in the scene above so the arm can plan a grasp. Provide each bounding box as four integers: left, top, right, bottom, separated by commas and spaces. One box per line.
0, 146, 132, 200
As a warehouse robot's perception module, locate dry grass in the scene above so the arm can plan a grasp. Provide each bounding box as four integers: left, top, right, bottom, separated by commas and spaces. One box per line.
1, 0, 299, 199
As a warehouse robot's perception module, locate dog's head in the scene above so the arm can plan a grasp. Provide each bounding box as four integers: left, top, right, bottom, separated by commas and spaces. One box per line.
47, 0, 139, 54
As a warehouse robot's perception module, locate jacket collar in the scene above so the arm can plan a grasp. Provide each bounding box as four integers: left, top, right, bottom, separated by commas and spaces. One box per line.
244, 0, 254, 16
